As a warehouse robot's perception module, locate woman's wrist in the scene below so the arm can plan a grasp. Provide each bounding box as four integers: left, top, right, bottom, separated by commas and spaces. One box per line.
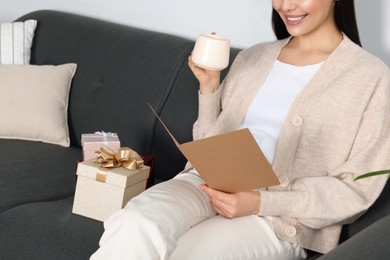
253, 190, 261, 215
199, 82, 220, 95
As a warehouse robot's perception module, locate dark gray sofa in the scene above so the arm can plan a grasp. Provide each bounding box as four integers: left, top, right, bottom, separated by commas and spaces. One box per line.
0, 10, 388, 260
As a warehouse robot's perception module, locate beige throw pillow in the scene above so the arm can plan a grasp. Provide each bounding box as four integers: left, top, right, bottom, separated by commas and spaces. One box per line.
0, 64, 77, 147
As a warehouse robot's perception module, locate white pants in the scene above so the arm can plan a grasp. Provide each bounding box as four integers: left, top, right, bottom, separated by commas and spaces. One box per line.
90, 172, 306, 260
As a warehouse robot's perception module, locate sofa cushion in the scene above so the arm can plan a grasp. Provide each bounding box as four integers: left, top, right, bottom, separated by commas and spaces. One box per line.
0, 20, 37, 64
0, 196, 103, 260
0, 140, 81, 213
17, 10, 196, 155
339, 179, 389, 242
318, 214, 390, 260
0, 64, 77, 147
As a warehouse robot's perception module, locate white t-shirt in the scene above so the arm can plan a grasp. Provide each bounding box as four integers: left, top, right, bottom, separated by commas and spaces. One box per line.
239, 60, 323, 164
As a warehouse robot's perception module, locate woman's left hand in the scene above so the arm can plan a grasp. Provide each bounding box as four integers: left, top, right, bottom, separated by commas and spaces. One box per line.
200, 184, 261, 218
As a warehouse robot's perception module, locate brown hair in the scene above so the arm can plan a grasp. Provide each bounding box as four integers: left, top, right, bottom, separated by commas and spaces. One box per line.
272, 0, 362, 46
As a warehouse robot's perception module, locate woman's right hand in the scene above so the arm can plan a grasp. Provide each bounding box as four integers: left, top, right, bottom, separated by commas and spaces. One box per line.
188, 55, 221, 95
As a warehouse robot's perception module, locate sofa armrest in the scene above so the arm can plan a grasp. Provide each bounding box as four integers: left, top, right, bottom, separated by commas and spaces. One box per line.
318, 214, 390, 260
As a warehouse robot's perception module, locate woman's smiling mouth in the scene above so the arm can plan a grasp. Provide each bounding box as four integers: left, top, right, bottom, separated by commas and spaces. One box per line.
285, 14, 307, 25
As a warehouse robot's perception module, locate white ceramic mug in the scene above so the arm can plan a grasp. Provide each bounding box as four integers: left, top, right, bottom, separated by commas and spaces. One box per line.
192, 33, 230, 71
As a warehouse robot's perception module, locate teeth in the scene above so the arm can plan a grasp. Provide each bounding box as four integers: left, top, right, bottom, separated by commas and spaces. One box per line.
287, 15, 305, 21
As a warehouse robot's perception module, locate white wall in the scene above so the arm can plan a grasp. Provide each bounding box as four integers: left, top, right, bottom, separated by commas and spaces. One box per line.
0, 0, 276, 48
355, 0, 390, 66
0, 0, 389, 66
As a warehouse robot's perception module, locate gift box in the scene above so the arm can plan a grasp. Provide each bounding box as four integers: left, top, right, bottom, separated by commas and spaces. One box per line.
72, 148, 150, 221
81, 131, 120, 160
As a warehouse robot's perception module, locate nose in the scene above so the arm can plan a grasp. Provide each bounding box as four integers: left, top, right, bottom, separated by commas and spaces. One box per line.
277, 0, 298, 12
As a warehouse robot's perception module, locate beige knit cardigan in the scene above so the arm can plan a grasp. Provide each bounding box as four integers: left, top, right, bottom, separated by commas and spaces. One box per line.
191, 36, 390, 253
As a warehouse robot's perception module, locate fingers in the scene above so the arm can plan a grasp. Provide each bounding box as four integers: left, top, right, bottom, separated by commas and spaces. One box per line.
200, 184, 236, 218
188, 55, 199, 72
188, 55, 221, 95
199, 184, 223, 200
200, 185, 261, 218
188, 55, 204, 76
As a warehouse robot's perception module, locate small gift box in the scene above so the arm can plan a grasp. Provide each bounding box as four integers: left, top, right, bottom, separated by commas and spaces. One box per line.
72, 146, 150, 221
81, 131, 121, 160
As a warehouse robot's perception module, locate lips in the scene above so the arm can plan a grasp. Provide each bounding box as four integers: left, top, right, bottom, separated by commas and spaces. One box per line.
285, 14, 307, 25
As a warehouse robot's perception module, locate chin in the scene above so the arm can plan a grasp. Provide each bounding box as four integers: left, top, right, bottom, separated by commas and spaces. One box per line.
285, 27, 308, 38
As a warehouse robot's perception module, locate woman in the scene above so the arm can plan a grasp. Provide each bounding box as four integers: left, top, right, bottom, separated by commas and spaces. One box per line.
91, 0, 390, 259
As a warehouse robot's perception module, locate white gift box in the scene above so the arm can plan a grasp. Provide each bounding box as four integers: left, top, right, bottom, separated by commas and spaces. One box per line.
72, 158, 150, 221
81, 132, 121, 160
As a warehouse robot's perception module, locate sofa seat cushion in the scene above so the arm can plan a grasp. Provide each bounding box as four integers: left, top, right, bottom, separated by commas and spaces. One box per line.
339, 180, 389, 242
318, 214, 390, 260
0, 196, 103, 260
0, 140, 81, 213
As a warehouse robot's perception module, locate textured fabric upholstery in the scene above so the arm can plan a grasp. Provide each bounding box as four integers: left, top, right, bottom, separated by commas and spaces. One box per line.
0, 197, 103, 260
318, 214, 390, 260
0, 139, 81, 213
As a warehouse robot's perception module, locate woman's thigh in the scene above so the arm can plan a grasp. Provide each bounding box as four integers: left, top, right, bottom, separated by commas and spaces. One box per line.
169, 215, 307, 260
92, 172, 217, 259
106, 172, 215, 235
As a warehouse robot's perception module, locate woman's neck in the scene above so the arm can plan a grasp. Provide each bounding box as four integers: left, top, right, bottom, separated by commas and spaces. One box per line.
278, 28, 343, 66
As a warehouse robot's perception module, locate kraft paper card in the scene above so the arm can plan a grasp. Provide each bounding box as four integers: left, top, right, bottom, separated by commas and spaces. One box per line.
148, 103, 279, 193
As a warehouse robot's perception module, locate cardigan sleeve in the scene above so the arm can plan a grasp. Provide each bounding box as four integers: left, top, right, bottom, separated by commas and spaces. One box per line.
258, 72, 390, 229
192, 49, 248, 141
192, 89, 223, 141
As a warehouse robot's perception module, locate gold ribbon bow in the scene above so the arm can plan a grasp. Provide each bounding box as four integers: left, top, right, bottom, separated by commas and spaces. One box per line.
93, 145, 144, 170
